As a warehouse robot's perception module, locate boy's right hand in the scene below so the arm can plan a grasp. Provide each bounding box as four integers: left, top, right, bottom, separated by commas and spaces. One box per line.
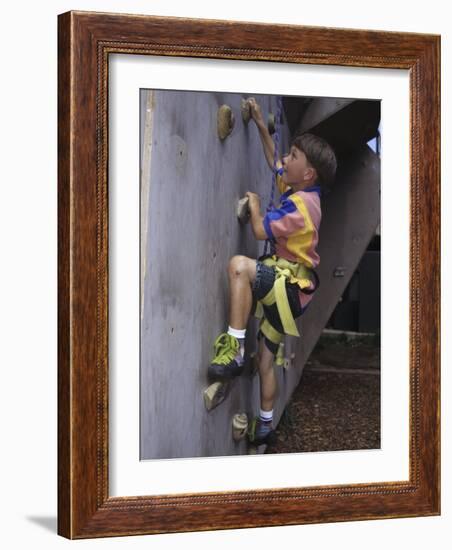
247, 98, 265, 128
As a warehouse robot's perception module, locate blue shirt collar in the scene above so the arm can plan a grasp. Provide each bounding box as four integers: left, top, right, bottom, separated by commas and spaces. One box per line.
303, 184, 322, 196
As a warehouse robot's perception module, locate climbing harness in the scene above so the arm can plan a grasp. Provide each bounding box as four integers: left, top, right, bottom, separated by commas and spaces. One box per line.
254, 255, 319, 351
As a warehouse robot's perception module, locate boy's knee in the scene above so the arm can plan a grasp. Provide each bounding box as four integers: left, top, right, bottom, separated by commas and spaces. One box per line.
228, 255, 249, 277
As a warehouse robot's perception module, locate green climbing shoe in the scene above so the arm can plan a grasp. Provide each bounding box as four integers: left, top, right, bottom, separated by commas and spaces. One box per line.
208, 333, 244, 381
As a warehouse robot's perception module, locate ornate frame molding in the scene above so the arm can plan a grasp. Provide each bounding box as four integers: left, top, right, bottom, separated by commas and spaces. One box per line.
58, 11, 440, 538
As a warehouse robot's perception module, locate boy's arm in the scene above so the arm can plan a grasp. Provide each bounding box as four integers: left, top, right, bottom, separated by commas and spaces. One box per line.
245, 192, 267, 241
248, 98, 283, 172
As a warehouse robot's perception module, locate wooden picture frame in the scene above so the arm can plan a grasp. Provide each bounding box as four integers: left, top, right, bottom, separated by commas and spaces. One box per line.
58, 10, 440, 539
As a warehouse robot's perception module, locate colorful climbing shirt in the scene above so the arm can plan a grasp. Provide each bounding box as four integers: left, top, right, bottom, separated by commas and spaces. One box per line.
263, 173, 322, 271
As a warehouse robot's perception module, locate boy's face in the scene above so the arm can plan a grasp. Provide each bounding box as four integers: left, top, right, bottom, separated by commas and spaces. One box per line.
282, 146, 316, 187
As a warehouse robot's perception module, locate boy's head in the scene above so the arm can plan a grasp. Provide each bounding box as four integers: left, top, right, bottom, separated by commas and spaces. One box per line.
282, 133, 337, 191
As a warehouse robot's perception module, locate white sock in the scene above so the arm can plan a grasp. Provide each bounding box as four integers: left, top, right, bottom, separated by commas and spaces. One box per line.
228, 326, 246, 339
228, 326, 246, 358
259, 408, 273, 423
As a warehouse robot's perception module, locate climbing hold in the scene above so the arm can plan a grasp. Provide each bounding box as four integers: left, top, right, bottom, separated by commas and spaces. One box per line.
203, 381, 231, 411
217, 104, 235, 140
267, 112, 276, 135
241, 98, 251, 124
232, 413, 249, 441
333, 266, 346, 278
283, 352, 295, 370
237, 196, 250, 224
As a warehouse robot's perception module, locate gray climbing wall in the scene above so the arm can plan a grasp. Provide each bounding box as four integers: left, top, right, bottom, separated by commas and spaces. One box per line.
140, 90, 380, 460
140, 89, 291, 459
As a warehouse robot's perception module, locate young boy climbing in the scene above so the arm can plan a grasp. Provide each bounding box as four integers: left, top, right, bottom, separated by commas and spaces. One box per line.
208, 97, 337, 446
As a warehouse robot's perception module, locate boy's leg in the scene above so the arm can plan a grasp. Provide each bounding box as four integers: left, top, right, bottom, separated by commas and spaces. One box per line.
247, 335, 278, 445
257, 336, 277, 411
228, 255, 257, 329
208, 255, 257, 381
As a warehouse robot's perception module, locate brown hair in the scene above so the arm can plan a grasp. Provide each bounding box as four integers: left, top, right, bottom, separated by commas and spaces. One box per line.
292, 133, 337, 189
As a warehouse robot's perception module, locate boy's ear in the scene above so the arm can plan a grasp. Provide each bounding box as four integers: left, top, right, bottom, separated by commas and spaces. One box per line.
305, 166, 316, 181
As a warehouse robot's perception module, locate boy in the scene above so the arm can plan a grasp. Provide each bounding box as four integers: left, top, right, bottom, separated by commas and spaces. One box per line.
208, 97, 337, 445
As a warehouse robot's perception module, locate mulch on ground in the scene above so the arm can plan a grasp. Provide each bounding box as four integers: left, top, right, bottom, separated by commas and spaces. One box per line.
266, 338, 381, 454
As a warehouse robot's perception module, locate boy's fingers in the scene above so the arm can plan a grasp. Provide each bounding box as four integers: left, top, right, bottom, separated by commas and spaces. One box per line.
246, 192, 260, 204
247, 97, 259, 113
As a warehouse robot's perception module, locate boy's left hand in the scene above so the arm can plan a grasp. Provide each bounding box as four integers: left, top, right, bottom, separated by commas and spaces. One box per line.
245, 192, 261, 213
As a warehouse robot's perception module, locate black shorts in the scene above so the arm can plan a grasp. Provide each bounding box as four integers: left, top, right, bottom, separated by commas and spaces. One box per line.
252, 259, 304, 355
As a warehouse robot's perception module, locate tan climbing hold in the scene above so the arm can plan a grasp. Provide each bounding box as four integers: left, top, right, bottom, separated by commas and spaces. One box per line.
217, 104, 235, 140
237, 196, 250, 224
241, 98, 251, 123
232, 413, 248, 441
203, 381, 231, 411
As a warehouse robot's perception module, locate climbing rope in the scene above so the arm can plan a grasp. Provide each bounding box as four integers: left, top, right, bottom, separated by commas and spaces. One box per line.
263, 96, 284, 257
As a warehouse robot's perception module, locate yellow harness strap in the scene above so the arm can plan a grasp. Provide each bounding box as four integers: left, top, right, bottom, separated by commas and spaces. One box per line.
260, 318, 284, 346
255, 256, 315, 339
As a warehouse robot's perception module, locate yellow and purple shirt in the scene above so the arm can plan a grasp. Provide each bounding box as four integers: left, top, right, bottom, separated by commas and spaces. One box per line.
263, 173, 322, 309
